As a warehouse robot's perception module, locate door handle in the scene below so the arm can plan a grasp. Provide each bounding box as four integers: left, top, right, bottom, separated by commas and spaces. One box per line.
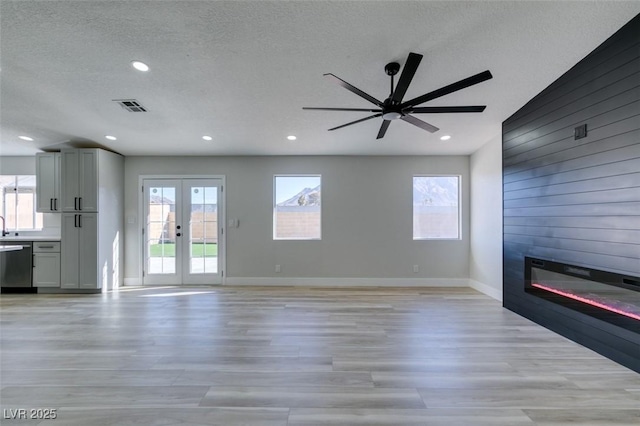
79, 197, 82, 211
50, 198, 53, 211
176, 233, 181, 237
74, 214, 78, 228
78, 214, 82, 228
54, 198, 57, 211
74, 197, 78, 210
32, 254, 35, 268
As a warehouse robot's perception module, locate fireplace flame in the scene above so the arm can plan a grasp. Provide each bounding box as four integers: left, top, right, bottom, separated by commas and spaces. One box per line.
532, 283, 640, 321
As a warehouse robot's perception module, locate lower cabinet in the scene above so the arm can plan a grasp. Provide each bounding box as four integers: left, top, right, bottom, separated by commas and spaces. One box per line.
33, 242, 61, 288
61, 213, 98, 289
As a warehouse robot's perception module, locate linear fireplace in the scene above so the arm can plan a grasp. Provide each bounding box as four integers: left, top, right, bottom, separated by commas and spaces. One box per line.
525, 257, 640, 333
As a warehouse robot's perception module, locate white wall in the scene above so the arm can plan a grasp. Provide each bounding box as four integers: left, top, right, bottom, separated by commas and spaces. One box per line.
124, 155, 470, 286
0, 156, 36, 174
469, 134, 503, 301
0, 156, 61, 236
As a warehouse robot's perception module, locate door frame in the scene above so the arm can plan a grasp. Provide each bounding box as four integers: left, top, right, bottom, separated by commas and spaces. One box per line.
138, 175, 226, 285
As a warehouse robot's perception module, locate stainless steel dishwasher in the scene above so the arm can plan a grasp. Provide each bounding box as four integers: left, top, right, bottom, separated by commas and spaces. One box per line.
0, 241, 34, 292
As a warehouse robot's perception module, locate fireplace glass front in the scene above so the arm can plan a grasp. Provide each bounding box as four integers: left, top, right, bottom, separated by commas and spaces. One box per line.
525, 257, 640, 333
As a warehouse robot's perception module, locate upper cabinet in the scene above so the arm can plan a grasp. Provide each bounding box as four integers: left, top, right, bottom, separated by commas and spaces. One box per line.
35, 152, 61, 212
60, 149, 98, 212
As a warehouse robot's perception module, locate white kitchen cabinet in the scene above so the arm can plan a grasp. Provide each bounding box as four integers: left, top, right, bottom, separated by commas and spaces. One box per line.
58, 148, 123, 292
61, 149, 98, 212
35, 152, 61, 212
33, 241, 61, 288
61, 213, 98, 289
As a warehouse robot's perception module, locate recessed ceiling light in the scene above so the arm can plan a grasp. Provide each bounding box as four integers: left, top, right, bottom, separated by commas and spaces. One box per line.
440, 135, 451, 141
131, 61, 149, 72
287, 135, 297, 141
202, 135, 213, 141
105, 135, 117, 141
18, 135, 34, 141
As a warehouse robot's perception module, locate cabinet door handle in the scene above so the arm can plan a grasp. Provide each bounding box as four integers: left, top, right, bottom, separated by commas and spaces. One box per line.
54, 198, 57, 211
78, 214, 82, 228
32, 254, 36, 268
50, 198, 53, 211
79, 197, 82, 211
74, 214, 78, 228
74, 197, 78, 210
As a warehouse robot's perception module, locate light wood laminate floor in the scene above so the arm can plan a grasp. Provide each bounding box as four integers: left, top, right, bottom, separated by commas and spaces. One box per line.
1, 286, 639, 425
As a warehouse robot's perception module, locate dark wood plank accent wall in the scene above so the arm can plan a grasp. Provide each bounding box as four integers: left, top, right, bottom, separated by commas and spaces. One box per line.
502, 14, 640, 372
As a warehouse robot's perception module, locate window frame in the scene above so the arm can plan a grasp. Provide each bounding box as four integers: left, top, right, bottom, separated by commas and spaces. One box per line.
1, 175, 44, 231
273, 174, 322, 241
412, 174, 462, 241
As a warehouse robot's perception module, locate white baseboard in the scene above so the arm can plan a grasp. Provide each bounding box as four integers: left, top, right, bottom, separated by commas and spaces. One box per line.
124, 275, 476, 289
223, 277, 469, 287
468, 279, 502, 301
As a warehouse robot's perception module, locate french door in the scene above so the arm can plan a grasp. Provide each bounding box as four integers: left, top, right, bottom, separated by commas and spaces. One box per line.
142, 178, 223, 285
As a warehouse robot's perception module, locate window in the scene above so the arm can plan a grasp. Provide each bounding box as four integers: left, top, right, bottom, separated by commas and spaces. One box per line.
273, 175, 321, 240
0, 175, 43, 231
413, 175, 460, 239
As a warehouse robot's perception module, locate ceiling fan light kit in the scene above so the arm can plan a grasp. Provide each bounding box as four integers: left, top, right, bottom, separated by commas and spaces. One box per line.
303, 52, 492, 139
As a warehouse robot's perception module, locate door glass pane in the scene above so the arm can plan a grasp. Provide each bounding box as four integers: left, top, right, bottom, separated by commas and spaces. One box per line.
147, 186, 176, 274
189, 186, 218, 274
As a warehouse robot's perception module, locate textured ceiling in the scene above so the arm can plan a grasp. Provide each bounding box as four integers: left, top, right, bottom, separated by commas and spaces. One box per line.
1, 1, 638, 157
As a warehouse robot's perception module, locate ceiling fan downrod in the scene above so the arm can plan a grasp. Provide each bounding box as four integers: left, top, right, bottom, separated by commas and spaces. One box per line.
385, 62, 400, 98
383, 62, 402, 120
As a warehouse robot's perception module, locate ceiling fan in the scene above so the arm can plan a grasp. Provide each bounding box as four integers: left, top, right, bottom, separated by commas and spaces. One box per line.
303, 52, 493, 139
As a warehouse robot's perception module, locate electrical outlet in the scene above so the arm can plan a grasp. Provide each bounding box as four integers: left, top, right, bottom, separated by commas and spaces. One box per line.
275, 264, 281, 273
413, 265, 419, 273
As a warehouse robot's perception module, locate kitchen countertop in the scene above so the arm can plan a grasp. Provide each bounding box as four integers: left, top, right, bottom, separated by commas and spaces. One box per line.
0, 245, 24, 252
0, 236, 61, 241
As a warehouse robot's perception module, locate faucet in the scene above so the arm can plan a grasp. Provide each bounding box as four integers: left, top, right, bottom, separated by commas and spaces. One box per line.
0, 216, 8, 237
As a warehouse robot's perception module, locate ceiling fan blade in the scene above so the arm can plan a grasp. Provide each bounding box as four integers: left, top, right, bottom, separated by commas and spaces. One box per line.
400, 114, 439, 133
328, 113, 383, 131
376, 120, 391, 139
409, 106, 487, 113
391, 52, 422, 104
324, 73, 383, 107
303, 107, 382, 112
400, 70, 493, 109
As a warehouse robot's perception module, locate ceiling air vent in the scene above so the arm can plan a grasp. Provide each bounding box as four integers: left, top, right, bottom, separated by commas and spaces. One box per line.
113, 99, 148, 112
